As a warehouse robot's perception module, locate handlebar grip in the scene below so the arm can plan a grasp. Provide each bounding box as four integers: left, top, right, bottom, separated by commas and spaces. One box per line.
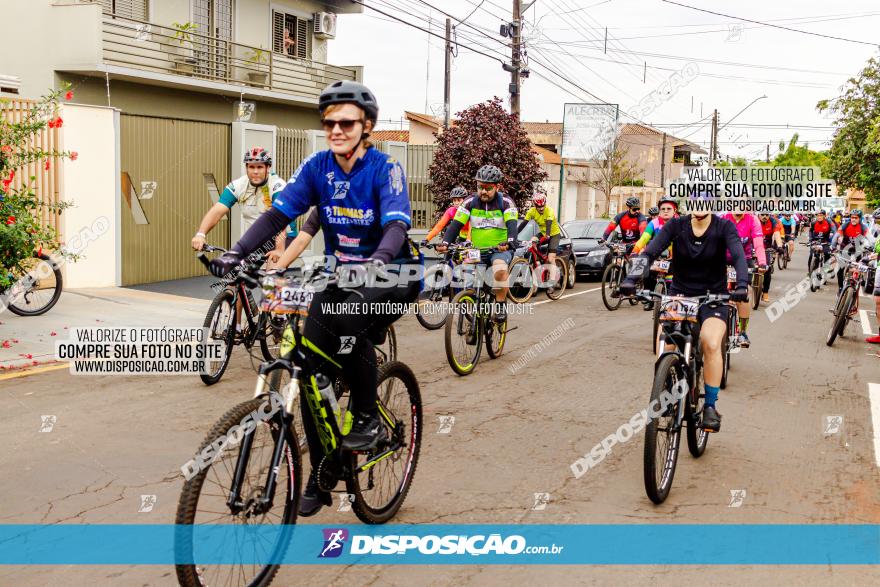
196, 253, 212, 269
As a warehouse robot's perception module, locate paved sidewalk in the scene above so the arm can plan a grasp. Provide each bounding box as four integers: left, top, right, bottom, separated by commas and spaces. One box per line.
0, 288, 209, 371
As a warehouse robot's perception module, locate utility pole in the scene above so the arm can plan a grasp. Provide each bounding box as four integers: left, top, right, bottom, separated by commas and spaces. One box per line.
444, 18, 451, 128
766, 143, 770, 163
660, 132, 667, 189
709, 109, 718, 164
511, 0, 522, 117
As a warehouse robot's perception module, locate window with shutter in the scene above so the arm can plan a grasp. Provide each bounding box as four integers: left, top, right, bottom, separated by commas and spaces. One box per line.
271, 9, 311, 60
296, 18, 309, 59
101, 0, 148, 20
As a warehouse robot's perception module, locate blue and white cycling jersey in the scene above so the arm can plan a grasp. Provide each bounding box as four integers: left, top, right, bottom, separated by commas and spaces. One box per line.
272, 148, 411, 262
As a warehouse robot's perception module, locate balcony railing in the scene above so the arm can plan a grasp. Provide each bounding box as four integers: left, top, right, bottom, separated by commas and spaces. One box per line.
101, 14, 357, 102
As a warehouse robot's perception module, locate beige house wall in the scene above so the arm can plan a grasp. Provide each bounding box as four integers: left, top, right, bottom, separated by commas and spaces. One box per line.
59, 103, 120, 288
0, 1, 103, 100
408, 121, 439, 145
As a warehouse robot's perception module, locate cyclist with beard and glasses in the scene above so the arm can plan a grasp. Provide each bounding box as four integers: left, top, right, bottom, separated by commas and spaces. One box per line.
618, 192, 750, 432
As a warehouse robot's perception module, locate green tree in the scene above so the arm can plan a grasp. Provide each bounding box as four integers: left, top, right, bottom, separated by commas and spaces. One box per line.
770, 133, 829, 170
818, 56, 880, 207
428, 97, 547, 215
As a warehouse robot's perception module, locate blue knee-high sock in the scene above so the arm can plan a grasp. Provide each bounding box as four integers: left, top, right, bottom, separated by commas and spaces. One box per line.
704, 384, 720, 408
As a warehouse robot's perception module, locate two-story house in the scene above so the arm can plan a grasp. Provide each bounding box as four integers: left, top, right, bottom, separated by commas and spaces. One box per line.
2, 0, 363, 286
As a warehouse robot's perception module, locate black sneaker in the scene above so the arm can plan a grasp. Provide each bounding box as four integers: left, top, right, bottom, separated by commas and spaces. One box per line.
299, 470, 332, 517
341, 411, 389, 451
494, 302, 508, 324
702, 405, 722, 432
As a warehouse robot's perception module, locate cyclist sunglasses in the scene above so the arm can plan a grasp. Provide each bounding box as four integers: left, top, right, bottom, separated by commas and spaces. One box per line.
321, 118, 362, 132
477, 183, 498, 191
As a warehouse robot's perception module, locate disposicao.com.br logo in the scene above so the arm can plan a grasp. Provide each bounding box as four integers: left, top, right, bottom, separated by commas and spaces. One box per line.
322, 529, 564, 557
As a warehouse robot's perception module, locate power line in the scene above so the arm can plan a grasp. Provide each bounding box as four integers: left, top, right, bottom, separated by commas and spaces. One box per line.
661, 0, 880, 47
349, 0, 505, 64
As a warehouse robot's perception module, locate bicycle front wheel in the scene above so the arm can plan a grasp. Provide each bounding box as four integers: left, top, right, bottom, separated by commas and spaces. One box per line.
651, 280, 666, 354
6, 253, 63, 316
175, 396, 300, 587
444, 289, 482, 375
347, 360, 422, 524
601, 264, 624, 311
416, 263, 453, 329
199, 288, 236, 386
644, 353, 683, 504
545, 258, 568, 300
826, 287, 853, 347
506, 257, 535, 303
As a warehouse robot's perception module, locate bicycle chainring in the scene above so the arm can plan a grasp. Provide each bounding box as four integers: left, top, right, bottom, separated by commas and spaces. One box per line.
316, 456, 341, 492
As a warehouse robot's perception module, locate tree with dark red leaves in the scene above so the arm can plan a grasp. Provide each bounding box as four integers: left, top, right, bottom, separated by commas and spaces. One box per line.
428, 97, 547, 218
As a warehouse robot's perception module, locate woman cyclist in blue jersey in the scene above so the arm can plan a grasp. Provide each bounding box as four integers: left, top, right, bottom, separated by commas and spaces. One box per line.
209, 81, 422, 516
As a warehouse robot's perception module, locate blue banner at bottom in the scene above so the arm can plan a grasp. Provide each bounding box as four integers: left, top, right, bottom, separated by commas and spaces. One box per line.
0, 524, 878, 564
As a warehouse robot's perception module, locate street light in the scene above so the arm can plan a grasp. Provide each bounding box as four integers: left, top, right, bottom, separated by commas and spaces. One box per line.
719, 94, 767, 132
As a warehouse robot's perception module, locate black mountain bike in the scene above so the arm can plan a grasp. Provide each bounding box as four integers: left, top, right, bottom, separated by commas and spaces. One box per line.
637, 288, 731, 504
826, 254, 868, 347
176, 261, 422, 587
808, 240, 832, 291
2, 251, 63, 316
199, 245, 284, 385
444, 243, 513, 376
602, 243, 638, 311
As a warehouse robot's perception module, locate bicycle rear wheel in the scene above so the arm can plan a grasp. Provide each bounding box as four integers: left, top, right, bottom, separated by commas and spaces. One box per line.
444, 289, 481, 375
644, 353, 683, 504
175, 396, 300, 587
199, 288, 236, 386
485, 312, 507, 359
826, 287, 853, 347
686, 350, 709, 458
5, 253, 63, 316
347, 360, 422, 524
601, 264, 624, 311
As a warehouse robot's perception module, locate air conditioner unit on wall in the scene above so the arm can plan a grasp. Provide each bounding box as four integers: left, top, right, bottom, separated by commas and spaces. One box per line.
314, 12, 337, 39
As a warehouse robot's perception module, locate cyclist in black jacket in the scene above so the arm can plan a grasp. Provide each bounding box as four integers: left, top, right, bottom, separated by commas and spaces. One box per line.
620, 209, 749, 432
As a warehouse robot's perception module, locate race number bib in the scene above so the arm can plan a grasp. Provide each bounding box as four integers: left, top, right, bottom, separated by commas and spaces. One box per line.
465, 249, 482, 263
651, 259, 670, 272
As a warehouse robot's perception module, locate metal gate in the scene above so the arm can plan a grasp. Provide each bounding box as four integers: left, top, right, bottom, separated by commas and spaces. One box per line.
120, 114, 230, 285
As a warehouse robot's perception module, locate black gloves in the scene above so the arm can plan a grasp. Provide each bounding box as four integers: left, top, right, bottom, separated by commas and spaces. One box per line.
209, 251, 241, 278
730, 286, 749, 302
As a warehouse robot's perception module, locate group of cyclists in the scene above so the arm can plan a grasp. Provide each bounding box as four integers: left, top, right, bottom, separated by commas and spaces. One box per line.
189, 79, 880, 519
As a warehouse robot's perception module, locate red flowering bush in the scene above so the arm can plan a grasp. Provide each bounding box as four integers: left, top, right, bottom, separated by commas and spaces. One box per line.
0, 85, 76, 290
427, 97, 547, 217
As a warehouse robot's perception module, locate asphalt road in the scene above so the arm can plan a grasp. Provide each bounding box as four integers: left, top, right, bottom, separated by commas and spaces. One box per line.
2, 243, 879, 586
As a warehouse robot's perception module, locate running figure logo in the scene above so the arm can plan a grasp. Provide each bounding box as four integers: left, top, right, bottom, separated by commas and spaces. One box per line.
824, 415, 843, 435
39, 415, 57, 433
728, 489, 746, 508
319, 528, 349, 558
532, 492, 550, 511
338, 336, 356, 355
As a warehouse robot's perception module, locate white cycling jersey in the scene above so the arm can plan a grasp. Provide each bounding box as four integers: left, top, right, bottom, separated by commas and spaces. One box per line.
220, 174, 292, 236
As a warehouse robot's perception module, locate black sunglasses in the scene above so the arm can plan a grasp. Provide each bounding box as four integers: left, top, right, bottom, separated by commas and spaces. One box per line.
321, 118, 363, 133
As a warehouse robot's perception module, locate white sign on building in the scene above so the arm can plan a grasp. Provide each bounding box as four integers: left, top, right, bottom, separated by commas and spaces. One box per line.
561, 103, 620, 162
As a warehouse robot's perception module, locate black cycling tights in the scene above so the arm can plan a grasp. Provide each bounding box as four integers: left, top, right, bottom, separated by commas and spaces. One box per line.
299, 266, 420, 469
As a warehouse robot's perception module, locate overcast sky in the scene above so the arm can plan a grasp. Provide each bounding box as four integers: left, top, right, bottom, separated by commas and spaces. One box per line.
327, 0, 880, 160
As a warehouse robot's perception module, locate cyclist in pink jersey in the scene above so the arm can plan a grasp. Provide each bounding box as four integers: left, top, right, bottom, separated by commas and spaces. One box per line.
424, 186, 470, 242
722, 212, 767, 348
